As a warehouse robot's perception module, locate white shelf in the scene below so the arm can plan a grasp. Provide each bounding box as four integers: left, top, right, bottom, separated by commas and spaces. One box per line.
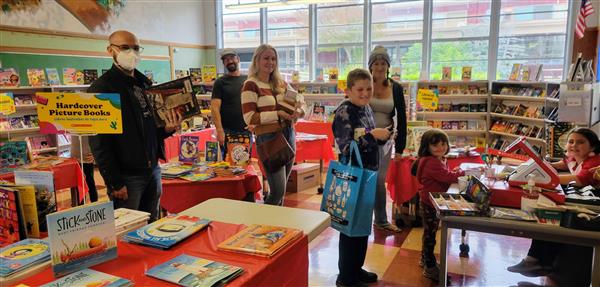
0, 85, 89, 91
416, 112, 487, 118
32, 147, 58, 153
489, 113, 546, 124
493, 80, 549, 85
196, 94, 212, 100
438, 94, 488, 100
0, 127, 40, 135
303, 94, 346, 100
489, 131, 545, 144
491, 94, 547, 102
442, 130, 487, 136
418, 80, 488, 85
14, 104, 37, 110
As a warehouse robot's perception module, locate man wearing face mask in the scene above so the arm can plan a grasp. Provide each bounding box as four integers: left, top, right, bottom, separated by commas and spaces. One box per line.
88, 30, 182, 222
210, 49, 254, 201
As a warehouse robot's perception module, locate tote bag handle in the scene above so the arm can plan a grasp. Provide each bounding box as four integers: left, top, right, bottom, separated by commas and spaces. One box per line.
347, 140, 364, 168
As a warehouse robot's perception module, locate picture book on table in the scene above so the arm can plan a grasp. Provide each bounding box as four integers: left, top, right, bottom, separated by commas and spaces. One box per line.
146, 77, 201, 128
46, 201, 117, 277
14, 171, 55, 236
0, 187, 23, 247
45, 68, 61, 86
0, 92, 16, 116
309, 103, 326, 122
205, 141, 220, 162
26, 69, 47, 87
0, 140, 28, 170
40, 268, 132, 287
83, 69, 99, 85
189, 68, 202, 85
62, 68, 84, 85
146, 254, 244, 287
123, 214, 210, 249
225, 133, 251, 167
0, 238, 50, 277
201, 64, 217, 83
461, 66, 472, 81
217, 224, 303, 257
179, 135, 199, 163
442, 67, 452, 81
0, 68, 19, 87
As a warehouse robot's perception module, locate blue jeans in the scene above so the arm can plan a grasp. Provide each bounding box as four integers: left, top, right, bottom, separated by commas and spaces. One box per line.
109, 165, 162, 222
220, 129, 254, 161
256, 126, 295, 206
374, 140, 393, 225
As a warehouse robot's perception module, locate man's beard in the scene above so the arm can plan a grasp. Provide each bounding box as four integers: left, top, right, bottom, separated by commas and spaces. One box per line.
226, 63, 238, 72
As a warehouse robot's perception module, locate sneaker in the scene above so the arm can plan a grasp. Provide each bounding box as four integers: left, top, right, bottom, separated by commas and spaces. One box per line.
359, 269, 378, 283
423, 265, 440, 281
507, 259, 543, 274
374, 223, 402, 233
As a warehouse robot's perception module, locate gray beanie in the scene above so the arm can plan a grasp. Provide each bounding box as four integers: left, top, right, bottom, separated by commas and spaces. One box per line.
368, 45, 391, 68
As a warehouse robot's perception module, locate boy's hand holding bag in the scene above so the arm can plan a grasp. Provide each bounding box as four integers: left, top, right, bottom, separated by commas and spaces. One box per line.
320, 141, 377, 237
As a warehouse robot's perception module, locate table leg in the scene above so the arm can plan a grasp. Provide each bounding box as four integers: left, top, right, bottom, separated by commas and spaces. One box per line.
439, 220, 448, 287
593, 245, 600, 287
317, 158, 324, 194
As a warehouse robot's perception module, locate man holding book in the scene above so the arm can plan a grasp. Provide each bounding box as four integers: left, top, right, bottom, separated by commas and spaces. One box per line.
88, 30, 182, 222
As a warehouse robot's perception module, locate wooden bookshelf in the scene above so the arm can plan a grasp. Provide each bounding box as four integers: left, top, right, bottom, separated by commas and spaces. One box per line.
489, 131, 545, 144
489, 113, 546, 124
490, 94, 548, 102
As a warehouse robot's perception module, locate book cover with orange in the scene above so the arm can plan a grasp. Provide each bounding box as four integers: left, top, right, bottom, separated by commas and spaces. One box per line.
217, 224, 302, 257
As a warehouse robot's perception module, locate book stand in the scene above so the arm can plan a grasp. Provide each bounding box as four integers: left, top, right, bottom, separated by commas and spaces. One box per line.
504, 136, 559, 190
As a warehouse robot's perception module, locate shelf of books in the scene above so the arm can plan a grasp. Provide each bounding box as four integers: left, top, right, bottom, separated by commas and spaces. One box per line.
489, 81, 560, 156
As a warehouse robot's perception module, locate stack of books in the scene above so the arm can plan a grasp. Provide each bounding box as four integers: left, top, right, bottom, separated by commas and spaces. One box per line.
217, 224, 303, 257
146, 254, 244, 287
160, 163, 193, 179
213, 166, 246, 177
0, 239, 50, 278
114, 208, 150, 238
40, 269, 133, 287
123, 214, 211, 249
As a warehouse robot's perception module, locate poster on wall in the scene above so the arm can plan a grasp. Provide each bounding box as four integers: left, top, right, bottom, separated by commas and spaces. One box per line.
35, 93, 122, 134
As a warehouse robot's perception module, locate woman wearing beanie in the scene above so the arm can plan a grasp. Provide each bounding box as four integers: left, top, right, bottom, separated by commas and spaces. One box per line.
368, 45, 407, 233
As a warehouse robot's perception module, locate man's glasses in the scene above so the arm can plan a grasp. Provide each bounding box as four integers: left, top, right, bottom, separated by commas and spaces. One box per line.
110, 44, 144, 53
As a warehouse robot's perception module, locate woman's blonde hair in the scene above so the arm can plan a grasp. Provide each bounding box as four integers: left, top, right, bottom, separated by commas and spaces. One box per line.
249, 44, 285, 95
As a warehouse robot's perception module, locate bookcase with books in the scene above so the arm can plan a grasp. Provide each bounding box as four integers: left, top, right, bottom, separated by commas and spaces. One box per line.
0, 85, 88, 159
416, 80, 489, 148
488, 81, 560, 156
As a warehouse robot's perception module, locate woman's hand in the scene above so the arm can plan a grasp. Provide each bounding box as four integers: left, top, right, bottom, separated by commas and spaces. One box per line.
370, 128, 391, 141
277, 110, 293, 121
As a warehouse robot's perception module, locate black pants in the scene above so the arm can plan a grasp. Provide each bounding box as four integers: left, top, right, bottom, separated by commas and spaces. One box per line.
421, 204, 440, 268
82, 162, 98, 203
338, 233, 368, 284
528, 240, 592, 287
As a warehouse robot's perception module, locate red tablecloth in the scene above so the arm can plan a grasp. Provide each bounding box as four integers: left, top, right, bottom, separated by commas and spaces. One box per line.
386, 155, 484, 205
20, 221, 309, 287
0, 158, 87, 201
160, 166, 262, 213
294, 136, 335, 163
294, 120, 334, 146
164, 128, 216, 161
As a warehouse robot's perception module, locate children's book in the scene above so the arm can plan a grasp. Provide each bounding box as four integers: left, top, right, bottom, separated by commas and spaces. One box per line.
291, 70, 300, 83
461, 66, 472, 81
328, 67, 338, 82
0, 92, 16, 116
0, 140, 28, 169
201, 65, 217, 83
0, 187, 23, 247
62, 68, 84, 85
442, 67, 452, 81
175, 69, 189, 79
40, 268, 132, 287
0, 238, 50, 277
217, 224, 302, 257
45, 68, 61, 86
114, 208, 150, 233
146, 254, 244, 287
337, 79, 347, 94
508, 63, 521, 81
225, 133, 251, 167
309, 103, 326, 122
179, 135, 199, 163
146, 77, 201, 128
46, 201, 116, 277
205, 141, 220, 162
26, 69, 47, 87
189, 68, 202, 85
0, 68, 19, 87
83, 69, 99, 85
123, 214, 210, 249
14, 171, 55, 235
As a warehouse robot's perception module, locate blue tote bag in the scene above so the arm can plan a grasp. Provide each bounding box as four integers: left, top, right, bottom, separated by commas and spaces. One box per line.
320, 141, 377, 237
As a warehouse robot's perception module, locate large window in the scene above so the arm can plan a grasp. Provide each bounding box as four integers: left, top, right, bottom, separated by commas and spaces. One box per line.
317, 2, 364, 80
497, 0, 569, 81
222, 0, 261, 72
371, 0, 424, 80
267, 4, 310, 81
430, 0, 491, 80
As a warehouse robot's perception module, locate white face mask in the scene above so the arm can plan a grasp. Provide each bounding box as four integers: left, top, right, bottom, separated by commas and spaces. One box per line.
115, 49, 140, 71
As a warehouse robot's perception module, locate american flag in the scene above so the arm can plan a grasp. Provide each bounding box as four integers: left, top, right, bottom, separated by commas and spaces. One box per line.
575, 0, 595, 39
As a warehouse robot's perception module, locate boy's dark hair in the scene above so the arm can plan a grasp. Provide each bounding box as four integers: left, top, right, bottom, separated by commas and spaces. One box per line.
410, 129, 450, 176
568, 127, 600, 154
346, 68, 372, 90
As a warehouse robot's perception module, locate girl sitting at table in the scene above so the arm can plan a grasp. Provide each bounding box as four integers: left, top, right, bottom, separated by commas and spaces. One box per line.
411, 129, 464, 281
507, 127, 600, 287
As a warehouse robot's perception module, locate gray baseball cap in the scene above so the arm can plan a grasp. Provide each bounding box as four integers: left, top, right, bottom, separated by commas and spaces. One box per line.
220, 48, 238, 59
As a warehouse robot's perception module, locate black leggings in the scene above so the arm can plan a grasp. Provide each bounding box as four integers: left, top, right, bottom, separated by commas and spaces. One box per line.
528, 240, 592, 287
82, 163, 98, 203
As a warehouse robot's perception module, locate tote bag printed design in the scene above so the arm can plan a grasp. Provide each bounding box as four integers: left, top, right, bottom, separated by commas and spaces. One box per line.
320, 141, 377, 237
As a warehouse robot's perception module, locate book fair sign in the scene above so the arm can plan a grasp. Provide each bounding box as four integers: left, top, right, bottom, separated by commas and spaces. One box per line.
416, 89, 439, 111
36, 93, 122, 134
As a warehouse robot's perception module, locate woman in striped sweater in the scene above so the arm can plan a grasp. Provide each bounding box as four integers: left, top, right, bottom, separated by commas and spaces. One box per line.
241, 44, 306, 206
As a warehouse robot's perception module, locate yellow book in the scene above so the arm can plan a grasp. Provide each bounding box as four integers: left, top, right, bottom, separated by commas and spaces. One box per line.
15, 186, 39, 238
201, 65, 216, 83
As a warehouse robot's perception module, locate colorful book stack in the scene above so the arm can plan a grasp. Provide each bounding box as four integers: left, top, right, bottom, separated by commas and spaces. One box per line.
114, 208, 150, 238
0, 239, 50, 278
40, 269, 133, 287
146, 254, 243, 287
123, 214, 211, 249
160, 163, 194, 179
217, 224, 302, 257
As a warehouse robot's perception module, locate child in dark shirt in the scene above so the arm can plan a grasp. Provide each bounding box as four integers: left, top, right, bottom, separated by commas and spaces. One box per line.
332, 68, 391, 287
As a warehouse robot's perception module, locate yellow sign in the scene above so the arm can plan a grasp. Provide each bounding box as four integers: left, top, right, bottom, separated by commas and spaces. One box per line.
0, 92, 16, 115
417, 89, 439, 111
36, 92, 122, 134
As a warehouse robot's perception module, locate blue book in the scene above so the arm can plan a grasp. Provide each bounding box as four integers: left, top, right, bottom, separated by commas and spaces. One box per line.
146, 254, 243, 287
46, 201, 117, 277
0, 238, 50, 277
40, 268, 132, 287
123, 215, 210, 249
204, 141, 219, 162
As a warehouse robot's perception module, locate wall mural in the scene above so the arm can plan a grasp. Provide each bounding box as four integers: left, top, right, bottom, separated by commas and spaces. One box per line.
0, 0, 210, 45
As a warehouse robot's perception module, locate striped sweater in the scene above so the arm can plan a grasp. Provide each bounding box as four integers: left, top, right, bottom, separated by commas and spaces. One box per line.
241, 77, 306, 135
